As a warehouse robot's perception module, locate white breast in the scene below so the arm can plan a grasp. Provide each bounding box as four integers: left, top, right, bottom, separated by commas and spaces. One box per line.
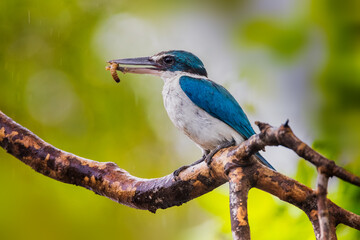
161, 73, 244, 153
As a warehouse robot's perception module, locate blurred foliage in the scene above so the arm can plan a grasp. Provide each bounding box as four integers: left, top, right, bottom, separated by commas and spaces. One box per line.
0, 0, 359, 239
239, 20, 307, 60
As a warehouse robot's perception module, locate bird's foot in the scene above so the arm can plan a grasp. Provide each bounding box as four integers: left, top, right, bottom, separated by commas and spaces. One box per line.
205, 139, 236, 166
173, 156, 206, 180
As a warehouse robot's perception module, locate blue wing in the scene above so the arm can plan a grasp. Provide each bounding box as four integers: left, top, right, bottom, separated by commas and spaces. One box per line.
179, 76, 275, 170
179, 76, 255, 139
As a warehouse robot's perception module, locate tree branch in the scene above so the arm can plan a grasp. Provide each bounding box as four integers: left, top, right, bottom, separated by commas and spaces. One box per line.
0, 111, 227, 212
253, 121, 360, 187
228, 164, 252, 240
316, 169, 336, 240
1, 110, 360, 239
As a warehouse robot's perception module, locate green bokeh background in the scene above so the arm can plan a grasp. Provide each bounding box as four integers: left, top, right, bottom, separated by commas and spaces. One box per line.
0, 0, 359, 239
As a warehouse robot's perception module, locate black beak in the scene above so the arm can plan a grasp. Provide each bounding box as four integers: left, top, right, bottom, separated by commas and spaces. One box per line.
107, 56, 162, 75
109, 57, 154, 66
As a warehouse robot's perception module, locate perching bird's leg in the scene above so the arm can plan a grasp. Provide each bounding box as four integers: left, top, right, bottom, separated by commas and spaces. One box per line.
174, 140, 236, 179
205, 139, 236, 166
173, 154, 208, 178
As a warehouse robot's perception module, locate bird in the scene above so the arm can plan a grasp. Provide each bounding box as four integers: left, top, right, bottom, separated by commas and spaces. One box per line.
109, 50, 275, 174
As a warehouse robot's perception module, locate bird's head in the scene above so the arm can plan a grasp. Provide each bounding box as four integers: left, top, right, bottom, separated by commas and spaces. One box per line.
109, 50, 207, 78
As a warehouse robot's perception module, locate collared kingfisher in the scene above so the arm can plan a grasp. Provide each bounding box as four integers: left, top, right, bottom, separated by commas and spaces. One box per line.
109, 50, 275, 173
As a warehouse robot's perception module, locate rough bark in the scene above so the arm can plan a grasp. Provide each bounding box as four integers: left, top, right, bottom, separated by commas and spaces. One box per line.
1, 111, 359, 239
316, 170, 336, 240
228, 165, 252, 240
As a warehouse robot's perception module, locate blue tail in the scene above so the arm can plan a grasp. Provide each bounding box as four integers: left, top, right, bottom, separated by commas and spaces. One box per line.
255, 153, 276, 171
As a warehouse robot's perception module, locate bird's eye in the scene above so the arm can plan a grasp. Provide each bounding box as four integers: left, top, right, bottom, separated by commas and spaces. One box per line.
162, 56, 175, 65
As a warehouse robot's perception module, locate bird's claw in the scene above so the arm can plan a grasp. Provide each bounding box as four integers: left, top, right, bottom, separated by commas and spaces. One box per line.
204, 139, 236, 167
173, 156, 206, 181
173, 165, 189, 180
204, 155, 213, 166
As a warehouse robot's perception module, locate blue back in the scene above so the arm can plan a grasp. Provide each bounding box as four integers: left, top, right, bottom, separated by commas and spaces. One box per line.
179, 76, 275, 170
179, 76, 255, 139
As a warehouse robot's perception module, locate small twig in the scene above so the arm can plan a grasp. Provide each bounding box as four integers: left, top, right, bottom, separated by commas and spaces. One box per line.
333, 204, 360, 230
254, 121, 360, 186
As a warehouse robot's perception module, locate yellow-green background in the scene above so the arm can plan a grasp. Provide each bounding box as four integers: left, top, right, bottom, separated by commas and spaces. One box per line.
0, 0, 359, 239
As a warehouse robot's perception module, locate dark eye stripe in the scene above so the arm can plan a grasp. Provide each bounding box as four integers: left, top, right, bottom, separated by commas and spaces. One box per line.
163, 56, 174, 65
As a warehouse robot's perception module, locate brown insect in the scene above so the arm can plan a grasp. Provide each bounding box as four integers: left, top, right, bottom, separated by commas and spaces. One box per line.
105, 62, 121, 83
